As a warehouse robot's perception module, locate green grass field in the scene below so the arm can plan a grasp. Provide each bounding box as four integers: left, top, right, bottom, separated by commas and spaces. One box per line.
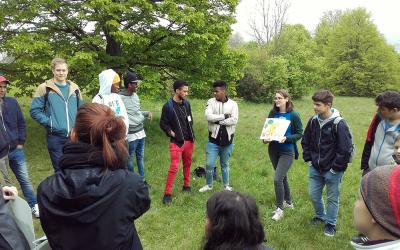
11, 95, 376, 250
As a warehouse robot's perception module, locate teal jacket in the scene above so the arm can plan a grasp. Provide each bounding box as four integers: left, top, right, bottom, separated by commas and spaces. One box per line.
30, 79, 83, 137
268, 110, 303, 159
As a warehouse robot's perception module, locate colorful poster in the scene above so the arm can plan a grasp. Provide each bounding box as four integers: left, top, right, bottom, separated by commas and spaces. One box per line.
259, 118, 290, 141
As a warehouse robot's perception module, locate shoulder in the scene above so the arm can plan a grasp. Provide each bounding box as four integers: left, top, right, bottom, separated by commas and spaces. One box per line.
67, 80, 80, 90
4, 96, 18, 105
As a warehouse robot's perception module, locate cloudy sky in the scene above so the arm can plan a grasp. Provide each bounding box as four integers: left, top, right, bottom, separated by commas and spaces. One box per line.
232, 0, 400, 49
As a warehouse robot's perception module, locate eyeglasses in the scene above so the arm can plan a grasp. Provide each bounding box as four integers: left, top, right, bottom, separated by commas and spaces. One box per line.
274, 97, 285, 100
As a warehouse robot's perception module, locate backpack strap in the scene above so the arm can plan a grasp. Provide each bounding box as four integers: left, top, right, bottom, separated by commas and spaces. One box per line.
74, 89, 80, 110
333, 116, 344, 135
43, 87, 51, 112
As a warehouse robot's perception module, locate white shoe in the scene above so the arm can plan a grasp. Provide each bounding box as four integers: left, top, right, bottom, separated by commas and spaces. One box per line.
32, 204, 40, 218
199, 185, 213, 192
272, 207, 284, 221
283, 201, 294, 209
224, 185, 233, 191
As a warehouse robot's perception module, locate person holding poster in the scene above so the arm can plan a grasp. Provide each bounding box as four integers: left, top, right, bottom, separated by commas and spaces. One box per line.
263, 89, 303, 221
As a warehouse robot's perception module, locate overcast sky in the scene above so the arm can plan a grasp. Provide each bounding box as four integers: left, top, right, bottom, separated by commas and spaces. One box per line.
232, 0, 400, 49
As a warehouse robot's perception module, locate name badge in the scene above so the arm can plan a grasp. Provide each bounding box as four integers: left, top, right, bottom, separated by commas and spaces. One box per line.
188, 115, 192, 122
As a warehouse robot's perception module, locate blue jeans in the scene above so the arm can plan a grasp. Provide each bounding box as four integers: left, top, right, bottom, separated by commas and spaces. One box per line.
47, 134, 69, 172
205, 142, 234, 187
308, 166, 344, 226
127, 138, 145, 179
8, 148, 37, 208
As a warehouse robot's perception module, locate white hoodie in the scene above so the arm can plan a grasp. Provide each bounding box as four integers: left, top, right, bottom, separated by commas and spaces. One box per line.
92, 69, 129, 133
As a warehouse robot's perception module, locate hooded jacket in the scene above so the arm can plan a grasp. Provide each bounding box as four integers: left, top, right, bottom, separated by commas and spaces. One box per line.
92, 69, 129, 132
37, 142, 151, 250
301, 108, 353, 172
1, 97, 25, 150
0, 101, 11, 158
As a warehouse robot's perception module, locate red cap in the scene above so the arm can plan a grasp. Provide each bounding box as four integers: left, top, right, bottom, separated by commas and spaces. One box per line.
0, 75, 10, 84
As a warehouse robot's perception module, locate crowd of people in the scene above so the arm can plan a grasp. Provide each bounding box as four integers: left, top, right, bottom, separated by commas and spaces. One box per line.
1, 57, 400, 249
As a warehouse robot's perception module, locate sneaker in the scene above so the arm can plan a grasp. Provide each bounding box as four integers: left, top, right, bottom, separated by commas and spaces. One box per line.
199, 185, 213, 193
224, 185, 233, 191
283, 201, 294, 209
351, 234, 369, 244
324, 223, 336, 237
182, 186, 191, 192
272, 207, 284, 221
162, 194, 172, 205
31, 204, 40, 218
309, 217, 325, 225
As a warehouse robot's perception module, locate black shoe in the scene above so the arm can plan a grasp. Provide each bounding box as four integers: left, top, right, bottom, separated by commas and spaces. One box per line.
309, 217, 325, 225
162, 194, 172, 205
351, 234, 369, 244
182, 186, 191, 192
324, 224, 336, 237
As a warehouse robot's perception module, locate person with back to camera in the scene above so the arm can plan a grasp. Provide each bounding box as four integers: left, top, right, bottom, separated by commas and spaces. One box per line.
203, 191, 273, 250
37, 103, 151, 250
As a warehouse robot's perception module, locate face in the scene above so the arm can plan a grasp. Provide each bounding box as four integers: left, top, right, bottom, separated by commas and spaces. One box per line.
313, 101, 331, 115
111, 82, 120, 93
52, 63, 68, 83
274, 93, 288, 109
353, 191, 375, 237
176, 86, 189, 100
0, 82, 7, 98
213, 87, 226, 101
129, 82, 138, 92
377, 106, 397, 120
394, 139, 400, 162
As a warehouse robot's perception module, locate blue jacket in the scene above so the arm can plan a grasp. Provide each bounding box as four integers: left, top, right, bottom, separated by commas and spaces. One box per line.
30, 79, 83, 137
1, 97, 25, 151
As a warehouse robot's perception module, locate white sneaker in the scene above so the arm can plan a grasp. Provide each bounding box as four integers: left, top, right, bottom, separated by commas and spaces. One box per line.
283, 201, 294, 209
32, 204, 40, 218
199, 185, 213, 192
224, 185, 233, 191
272, 207, 284, 221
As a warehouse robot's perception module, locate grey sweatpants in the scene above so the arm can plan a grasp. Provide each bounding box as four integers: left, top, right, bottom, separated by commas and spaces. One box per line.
268, 146, 294, 209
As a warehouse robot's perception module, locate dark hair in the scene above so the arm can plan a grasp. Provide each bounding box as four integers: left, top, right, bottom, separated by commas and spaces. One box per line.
273, 89, 294, 112
375, 91, 400, 110
73, 103, 128, 169
213, 80, 227, 89
173, 79, 188, 92
312, 89, 334, 105
204, 191, 265, 250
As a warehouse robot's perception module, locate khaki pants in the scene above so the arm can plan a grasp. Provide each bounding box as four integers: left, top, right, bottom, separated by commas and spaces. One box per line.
0, 155, 11, 186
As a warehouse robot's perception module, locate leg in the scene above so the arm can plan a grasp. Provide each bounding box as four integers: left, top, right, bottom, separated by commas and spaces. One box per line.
308, 166, 326, 220
164, 143, 182, 195
8, 148, 37, 208
47, 135, 68, 172
219, 143, 234, 187
205, 142, 219, 187
324, 170, 344, 226
135, 138, 145, 179
181, 141, 194, 188
272, 149, 294, 209
0, 155, 12, 186
127, 140, 139, 172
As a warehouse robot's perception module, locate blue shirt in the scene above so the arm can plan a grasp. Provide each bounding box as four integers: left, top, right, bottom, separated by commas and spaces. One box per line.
55, 83, 69, 100
270, 112, 294, 152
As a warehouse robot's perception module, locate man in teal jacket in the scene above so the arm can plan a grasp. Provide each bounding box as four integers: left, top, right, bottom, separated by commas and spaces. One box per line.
30, 58, 83, 172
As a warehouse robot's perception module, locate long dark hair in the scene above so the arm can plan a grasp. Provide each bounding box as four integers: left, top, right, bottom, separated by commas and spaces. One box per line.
203, 191, 266, 250
273, 89, 294, 112
72, 103, 128, 169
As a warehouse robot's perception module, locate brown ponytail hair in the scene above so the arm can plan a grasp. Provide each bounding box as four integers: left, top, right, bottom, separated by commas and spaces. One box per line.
72, 103, 128, 169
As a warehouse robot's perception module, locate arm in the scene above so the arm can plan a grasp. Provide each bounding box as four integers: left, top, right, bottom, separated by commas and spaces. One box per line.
219, 101, 239, 126
128, 177, 151, 220
29, 86, 50, 128
205, 99, 225, 122
301, 118, 312, 162
332, 121, 353, 172
285, 112, 303, 143
15, 100, 26, 146
160, 104, 173, 137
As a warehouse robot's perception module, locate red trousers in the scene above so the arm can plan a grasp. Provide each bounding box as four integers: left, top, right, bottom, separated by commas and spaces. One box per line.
164, 141, 194, 195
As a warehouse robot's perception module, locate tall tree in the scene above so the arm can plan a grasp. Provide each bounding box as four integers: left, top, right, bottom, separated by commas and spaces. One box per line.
0, 0, 245, 98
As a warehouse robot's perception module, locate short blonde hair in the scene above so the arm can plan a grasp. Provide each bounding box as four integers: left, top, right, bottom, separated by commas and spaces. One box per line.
51, 58, 67, 70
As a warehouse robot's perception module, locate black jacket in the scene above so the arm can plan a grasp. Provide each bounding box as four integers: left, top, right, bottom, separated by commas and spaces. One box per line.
361, 114, 381, 170
301, 114, 353, 172
160, 98, 195, 147
38, 142, 151, 250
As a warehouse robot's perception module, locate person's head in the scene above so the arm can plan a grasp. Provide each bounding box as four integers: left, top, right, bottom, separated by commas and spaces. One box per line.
375, 91, 400, 120
212, 80, 227, 102
70, 103, 128, 169
173, 79, 189, 101
111, 73, 121, 93
0, 75, 10, 98
393, 135, 400, 164
353, 165, 400, 241
204, 191, 265, 250
273, 89, 294, 112
312, 90, 334, 116
51, 58, 68, 83
123, 71, 140, 92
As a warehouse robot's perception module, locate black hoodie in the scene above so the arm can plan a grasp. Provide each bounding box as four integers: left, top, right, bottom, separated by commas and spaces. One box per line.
38, 142, 151, 250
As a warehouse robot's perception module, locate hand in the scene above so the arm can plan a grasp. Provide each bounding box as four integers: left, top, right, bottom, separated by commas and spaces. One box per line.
2, 186, 18, 200
330, 168, 338, 175
16, 144, 24, 149
278, 136, 287, 143
169, 130, 176, 137
224, 113, 231, 119
147, 112, 153, 121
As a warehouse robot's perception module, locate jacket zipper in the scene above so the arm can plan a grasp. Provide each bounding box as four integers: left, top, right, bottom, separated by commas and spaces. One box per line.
0, 109, 10, 153
317, 120, 322, 172
375, 123, 386, 167
172, 107, 184, 141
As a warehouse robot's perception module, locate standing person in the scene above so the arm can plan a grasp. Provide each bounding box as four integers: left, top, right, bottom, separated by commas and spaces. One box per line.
160, 80, 195, 205
120, 71, 152, 184
0, 78, 11, 186
92, 69, 129, 132
30, 58, 83, 172
263, 90, 303, 221
199, 80, 238, 193
0, 75, 39, 217
351, 165, 400, 249
37, 103, 151, 250
301, 90, 353, 237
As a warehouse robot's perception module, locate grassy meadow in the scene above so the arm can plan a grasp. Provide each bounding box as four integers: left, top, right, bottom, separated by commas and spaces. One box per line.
10, 94, 376, 250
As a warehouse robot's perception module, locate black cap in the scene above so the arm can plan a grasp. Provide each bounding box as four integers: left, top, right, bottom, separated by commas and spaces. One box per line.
124, 71, 140, 84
